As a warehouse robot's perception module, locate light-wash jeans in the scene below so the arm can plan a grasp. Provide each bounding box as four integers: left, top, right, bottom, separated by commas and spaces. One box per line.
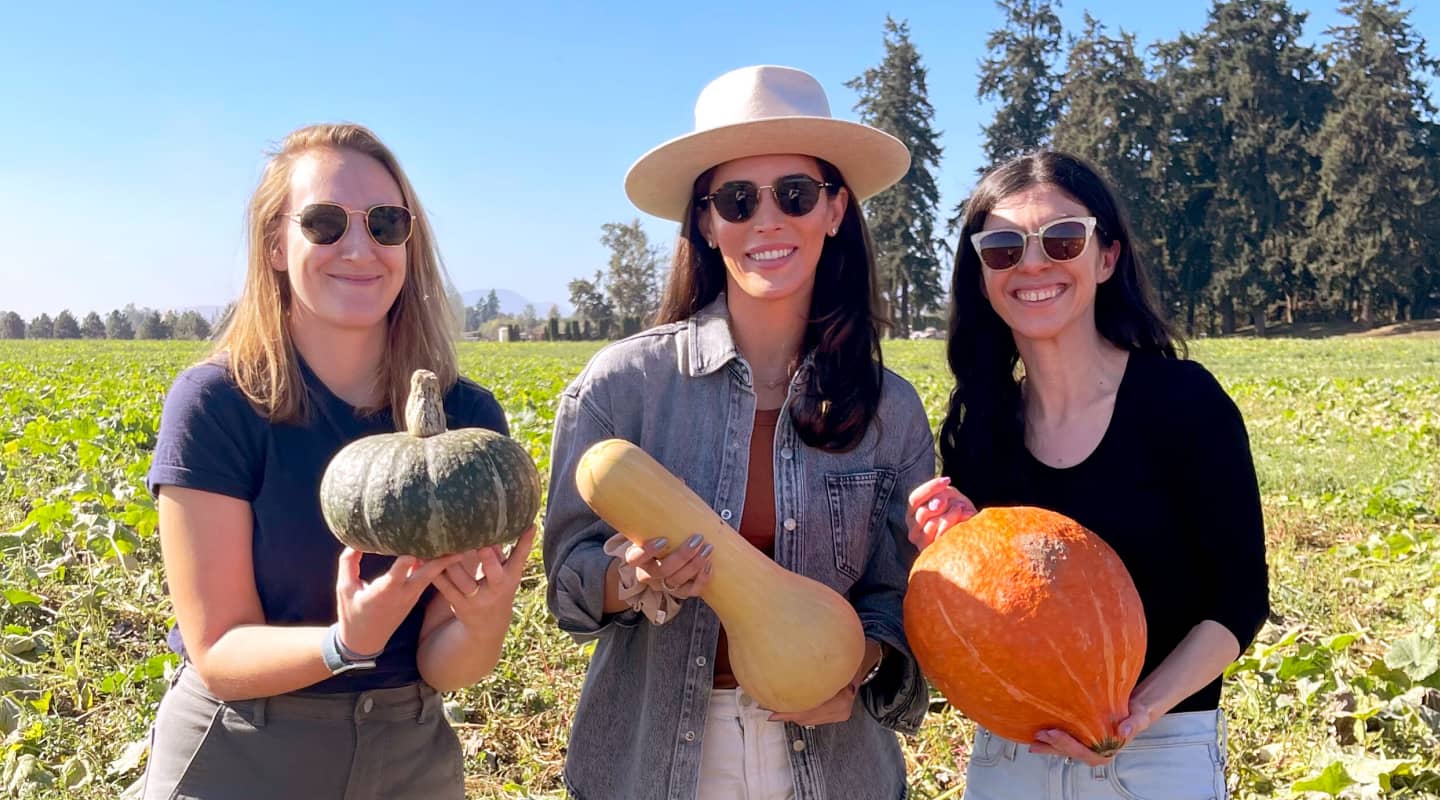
964, 710, 1229, 800
697, 689, 798, 800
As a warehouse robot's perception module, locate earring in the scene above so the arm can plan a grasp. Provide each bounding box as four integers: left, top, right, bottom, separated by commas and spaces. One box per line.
829, 227, 838, 236
706, 239, 716, 249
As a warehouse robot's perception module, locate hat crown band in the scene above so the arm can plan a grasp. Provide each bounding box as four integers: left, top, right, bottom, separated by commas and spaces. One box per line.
694, 67, 833, 131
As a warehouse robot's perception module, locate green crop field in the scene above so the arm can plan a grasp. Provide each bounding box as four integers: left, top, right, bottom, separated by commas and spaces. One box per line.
1, 337, 1436, 798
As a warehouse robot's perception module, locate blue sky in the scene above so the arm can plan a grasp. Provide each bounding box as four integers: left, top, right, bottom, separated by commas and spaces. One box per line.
3, 1, 1436, 319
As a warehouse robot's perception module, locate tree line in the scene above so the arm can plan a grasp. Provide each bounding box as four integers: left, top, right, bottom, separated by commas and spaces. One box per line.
571, 0, 1438, 337
0, 306, 214, 341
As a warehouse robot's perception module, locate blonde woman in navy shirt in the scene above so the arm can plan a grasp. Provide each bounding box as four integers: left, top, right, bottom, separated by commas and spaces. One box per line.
141, 123, 533, 800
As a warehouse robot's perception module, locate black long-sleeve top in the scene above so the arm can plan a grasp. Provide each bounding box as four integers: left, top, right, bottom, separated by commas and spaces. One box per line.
942, 352, 1270, 712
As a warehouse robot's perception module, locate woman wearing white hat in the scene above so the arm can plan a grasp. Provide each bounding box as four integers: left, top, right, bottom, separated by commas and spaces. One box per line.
542, 65, 934, 799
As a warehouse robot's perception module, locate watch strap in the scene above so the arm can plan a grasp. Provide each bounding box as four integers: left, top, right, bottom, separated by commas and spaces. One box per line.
322, 623, 378, 675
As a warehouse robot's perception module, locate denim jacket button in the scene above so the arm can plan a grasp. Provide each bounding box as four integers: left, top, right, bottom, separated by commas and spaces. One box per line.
684, 731, 696, 742
696, 656, 707, 667
783, 518, 797, 531
791, 738, 806, 752
780, 447, 793, 460
720, 509, 733, 521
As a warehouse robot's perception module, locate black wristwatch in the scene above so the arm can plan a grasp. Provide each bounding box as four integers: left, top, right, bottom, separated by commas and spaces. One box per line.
322, 623, 379, 675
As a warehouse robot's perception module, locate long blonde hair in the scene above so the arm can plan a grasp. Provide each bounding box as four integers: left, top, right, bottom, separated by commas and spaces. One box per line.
212, 123, 459, 426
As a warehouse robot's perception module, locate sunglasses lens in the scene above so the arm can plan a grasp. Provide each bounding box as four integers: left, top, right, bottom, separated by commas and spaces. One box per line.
368, 205, 413, 246
774, 176, 821, 217
977, 231, 1025, 270
1042, 221, 1089, 261
297, 204, 347, 245
712, 182, 758, 223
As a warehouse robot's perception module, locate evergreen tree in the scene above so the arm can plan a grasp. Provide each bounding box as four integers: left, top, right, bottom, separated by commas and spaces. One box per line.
1306, 0, 1438, 324
173, 310, 212, 340
977, 0, 1064, 169
1149, 38, 1225, 332
1052, 15, 1171, 312
136, 311, 170, 340
81, 312, 106, 339
28, 314, 54, 339
847, 16, 946, 336
1185, 0, 1327, 335
53, 310, 81, 339
1, 311, 24, 339
105, 310, 134, 340
482, 290, 502, 322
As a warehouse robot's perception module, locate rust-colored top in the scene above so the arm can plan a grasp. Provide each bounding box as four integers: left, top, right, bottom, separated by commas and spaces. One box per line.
712, 408, 781, 690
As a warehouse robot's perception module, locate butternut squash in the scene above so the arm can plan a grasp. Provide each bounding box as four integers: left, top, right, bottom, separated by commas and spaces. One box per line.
576, 438, 865, 712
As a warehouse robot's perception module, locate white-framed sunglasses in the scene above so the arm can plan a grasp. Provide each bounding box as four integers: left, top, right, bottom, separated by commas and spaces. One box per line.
969, 216, 1098, 270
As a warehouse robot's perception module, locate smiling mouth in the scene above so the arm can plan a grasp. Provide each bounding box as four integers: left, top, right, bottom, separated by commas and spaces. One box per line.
331, 274, 382, 284
1014, 286, 1065, 302
749, 247, 796, 263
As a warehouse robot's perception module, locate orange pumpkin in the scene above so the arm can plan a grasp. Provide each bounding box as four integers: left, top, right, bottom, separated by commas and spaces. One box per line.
904, 506, 1146, 755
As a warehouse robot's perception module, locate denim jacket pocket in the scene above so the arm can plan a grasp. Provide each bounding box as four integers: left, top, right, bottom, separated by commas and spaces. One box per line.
824, 469, 896, 582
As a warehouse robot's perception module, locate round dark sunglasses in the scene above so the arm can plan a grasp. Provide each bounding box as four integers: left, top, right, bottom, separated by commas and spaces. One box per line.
697, 174, 835, 223
287, 202, 415, 247
970, 216, 1098, 270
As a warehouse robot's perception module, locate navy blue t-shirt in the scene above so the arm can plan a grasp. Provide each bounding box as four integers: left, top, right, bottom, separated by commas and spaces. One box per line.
147, 357, 510, 693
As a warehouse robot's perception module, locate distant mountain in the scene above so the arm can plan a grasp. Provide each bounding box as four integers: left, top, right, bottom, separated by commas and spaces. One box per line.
459, 289, 571, 317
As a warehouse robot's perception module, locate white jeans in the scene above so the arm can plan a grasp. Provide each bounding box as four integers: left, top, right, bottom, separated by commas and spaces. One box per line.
963, 710, 1229, 800
696, 688, 797, 800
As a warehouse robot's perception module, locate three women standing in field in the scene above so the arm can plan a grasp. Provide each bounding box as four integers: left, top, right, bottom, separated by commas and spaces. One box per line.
140, 72, 1267, 800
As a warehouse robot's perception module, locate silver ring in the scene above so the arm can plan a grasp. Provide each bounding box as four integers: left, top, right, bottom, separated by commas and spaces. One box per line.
660, 578, 679, 593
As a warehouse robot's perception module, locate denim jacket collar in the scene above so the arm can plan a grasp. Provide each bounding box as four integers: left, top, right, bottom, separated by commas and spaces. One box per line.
683, 294, 742, 378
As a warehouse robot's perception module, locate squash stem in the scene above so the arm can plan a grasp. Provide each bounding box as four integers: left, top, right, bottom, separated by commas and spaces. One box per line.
1090, 737, 1124, 758
405, 370, 446, 438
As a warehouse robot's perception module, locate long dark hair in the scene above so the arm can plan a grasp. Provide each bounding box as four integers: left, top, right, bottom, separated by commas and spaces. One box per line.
938, 150, 1184, 480
655, 159, 887, 452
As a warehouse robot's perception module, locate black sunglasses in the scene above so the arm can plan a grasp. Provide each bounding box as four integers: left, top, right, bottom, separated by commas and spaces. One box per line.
287, 202, 415, 247
698, 174, 835, 223
969, 216, 1098, 270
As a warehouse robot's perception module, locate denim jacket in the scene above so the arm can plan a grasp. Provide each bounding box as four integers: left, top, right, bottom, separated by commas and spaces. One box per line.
543, 297, 934, 800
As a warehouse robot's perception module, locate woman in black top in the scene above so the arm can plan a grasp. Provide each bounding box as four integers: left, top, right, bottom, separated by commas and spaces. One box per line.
909, 151, 1268, 799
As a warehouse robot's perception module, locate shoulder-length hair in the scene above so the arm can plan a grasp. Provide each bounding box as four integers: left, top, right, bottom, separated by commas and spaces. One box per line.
939, 150, 1184, 476
212, 123, 459, 426
655, 158, 888, 452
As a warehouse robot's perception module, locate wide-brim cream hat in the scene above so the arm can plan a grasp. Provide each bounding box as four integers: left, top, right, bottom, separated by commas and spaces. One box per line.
625, 65, 912, 222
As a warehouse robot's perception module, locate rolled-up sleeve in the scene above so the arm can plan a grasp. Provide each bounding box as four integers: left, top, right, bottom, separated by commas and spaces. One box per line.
852, 390, 935, 735
542, 381, 643, 640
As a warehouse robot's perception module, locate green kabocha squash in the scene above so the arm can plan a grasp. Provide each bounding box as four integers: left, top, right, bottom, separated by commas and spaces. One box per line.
319, 369, 541, 558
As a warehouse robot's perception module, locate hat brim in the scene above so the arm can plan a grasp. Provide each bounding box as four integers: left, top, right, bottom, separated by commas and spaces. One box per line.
624, 117, 912, 222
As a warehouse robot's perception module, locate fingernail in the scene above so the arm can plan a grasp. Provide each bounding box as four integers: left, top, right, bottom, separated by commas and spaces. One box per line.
686, 533, 703, 549
649, 537, 668, 550
1119, 724, 1132, 738
704, 562, 713, 574
940, 477, 951, 485
928, 497, 943, 511
700, 544, 714, 558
